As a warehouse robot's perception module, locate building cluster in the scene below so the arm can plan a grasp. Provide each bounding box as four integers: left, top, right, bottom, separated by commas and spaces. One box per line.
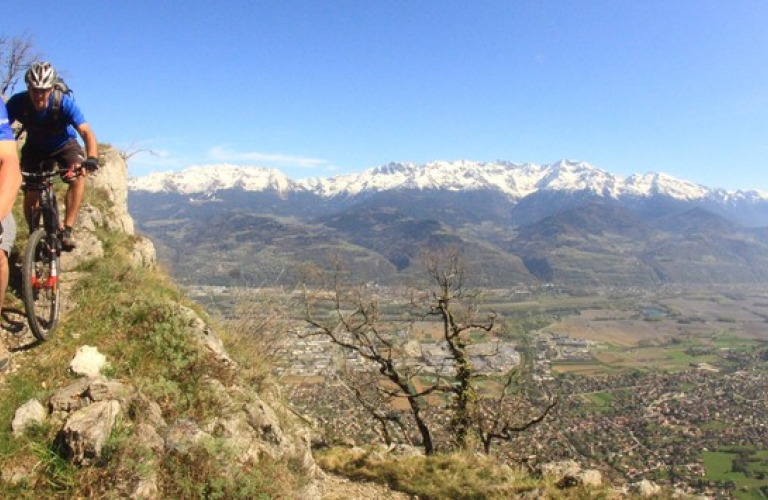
508, 364, 768, 496
532, 332, 598, 380
275, 328, 522, 378
286, 339, 768, 497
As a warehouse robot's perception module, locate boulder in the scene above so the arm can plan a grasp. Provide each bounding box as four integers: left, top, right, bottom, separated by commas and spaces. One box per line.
59, 400, 121, 464
244, 397, 286, 448
87, 379, 132, 406
49, 377, 95, 413
540, 459, 581, 478
59, 223, 105, 272
69, 345, 109, 377
131, 473, 159, 500
635, 479, 662, 497
579, 469, 603, 487
130, 236, 156, 268
12, 399, 47, 436
133, 423, 164, 453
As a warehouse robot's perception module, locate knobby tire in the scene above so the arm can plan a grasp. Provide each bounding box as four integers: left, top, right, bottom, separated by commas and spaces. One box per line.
22, 228, 61, 341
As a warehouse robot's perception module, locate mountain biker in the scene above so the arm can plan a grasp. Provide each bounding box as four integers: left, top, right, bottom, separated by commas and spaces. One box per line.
5, 61, 99, 251
0, 100, 23, 372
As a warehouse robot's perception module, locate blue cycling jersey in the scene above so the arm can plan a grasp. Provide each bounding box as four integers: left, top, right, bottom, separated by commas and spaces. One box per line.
6, 91, 86, 151
0, 101, 13, 141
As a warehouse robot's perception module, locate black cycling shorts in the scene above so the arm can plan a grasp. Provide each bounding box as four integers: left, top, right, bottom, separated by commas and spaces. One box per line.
21, 139, 84, 184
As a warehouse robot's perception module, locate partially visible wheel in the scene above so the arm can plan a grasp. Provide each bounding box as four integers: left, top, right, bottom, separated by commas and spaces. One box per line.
22, 228, 60, 341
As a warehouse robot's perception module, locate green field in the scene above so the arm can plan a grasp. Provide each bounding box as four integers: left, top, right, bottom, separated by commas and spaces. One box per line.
702, 449, 768, 499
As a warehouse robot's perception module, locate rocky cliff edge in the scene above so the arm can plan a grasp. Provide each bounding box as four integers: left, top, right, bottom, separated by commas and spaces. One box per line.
0, 145, 323, 498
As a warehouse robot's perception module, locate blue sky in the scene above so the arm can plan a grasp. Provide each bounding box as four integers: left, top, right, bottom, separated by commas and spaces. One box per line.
5, 1, 768, 191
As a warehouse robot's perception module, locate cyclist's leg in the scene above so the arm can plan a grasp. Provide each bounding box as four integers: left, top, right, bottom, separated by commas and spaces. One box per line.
0, 213, 16, 318
19, 146, 45, 231
64, 174, 85, 229
23, 191, 40, 231
58, 141, 86, 232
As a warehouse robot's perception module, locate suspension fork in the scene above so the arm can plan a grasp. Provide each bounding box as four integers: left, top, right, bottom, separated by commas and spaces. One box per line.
30, 186, 61, 290
41, 186, 60, 236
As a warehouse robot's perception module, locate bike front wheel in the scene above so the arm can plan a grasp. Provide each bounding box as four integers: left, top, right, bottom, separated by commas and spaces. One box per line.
22, 228, 61, 341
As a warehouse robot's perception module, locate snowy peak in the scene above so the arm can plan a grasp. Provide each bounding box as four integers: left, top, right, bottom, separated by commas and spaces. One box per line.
128, 159, 768, 204
128, 164, 296, 195
299, 160, 578, 198
623, 172, 709, 200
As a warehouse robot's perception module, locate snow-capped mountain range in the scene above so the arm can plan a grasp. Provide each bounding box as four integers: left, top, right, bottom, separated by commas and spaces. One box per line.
129, 158, 768, 287
128, 159, 768, 204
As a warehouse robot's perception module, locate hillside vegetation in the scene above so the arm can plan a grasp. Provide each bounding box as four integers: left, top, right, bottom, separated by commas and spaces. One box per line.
0, 148, 314, 497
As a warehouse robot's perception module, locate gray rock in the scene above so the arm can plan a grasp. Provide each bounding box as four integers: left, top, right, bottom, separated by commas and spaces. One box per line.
60, 211, 105, 272
177, 305, 233, 364
213, 412, 261, 462
143, 401, 168, 431
132, 474, 159, 500
540, 459, 581, 478
88, 147, 135, 234
87, 379, 132, 407
59, 400, 121, 464
635, 479, 662, 497
134, 422, 164, 453
49, 377, 96, 413
244, 397, 286, 447
12, 399, 47, 436
130, 236, 156, 268
165, 419, 210, 454
579, 469, 603, 487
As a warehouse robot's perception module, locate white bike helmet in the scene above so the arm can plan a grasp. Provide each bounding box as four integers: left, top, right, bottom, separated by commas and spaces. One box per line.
25, 61, 58, 89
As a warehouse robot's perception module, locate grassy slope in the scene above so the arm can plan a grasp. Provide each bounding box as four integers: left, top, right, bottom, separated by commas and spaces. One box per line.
0, 184, 306, 497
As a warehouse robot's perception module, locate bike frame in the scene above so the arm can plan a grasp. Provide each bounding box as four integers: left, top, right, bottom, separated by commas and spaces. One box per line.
23, 172, 62, 290
20, 164, 81, 341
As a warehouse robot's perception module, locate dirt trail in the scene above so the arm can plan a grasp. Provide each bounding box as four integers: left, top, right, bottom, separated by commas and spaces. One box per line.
319, 473, 414, 499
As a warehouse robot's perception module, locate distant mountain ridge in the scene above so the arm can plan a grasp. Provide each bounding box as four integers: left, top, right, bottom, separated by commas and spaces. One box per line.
129, 159, 768, 205
128, 159, 768, 288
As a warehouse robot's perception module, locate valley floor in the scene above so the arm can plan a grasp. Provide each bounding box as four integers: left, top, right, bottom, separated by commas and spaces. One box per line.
200, 283, 768, 498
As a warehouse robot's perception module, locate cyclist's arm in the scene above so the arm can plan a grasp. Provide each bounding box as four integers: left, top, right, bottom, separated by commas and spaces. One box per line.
0, 140, 22, 219
0, 101, 21, 219
75, 122, 99, 162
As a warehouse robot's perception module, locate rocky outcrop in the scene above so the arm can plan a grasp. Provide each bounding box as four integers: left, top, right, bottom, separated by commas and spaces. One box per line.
10, 308, 321, 496
91, 147, 135, 234
5, 145, 319, 497
60, 145, 156, 273
539, 460, 603, 491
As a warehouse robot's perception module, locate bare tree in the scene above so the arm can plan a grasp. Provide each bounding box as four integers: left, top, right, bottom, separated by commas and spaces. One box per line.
301, 256, 440, 454
415, 247, 496, 449
336, 368, 413, 447
0, 33, 40, 100
301, 248, 557, 455
475, 368, 558, 454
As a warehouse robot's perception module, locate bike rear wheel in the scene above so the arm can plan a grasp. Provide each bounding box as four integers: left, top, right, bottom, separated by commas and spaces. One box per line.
22, 228, 61, 341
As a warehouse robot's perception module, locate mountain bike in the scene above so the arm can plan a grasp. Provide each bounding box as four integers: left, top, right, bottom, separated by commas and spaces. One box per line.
20, 162, 83, 341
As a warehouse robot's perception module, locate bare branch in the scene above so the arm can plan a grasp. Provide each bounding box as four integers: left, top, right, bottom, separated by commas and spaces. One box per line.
119, 146, 161, 161
0, 33, 41, 100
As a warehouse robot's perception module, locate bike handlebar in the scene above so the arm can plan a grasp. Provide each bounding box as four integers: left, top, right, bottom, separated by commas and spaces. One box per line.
22, 168, 75, 179
21, 163, 93, 181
